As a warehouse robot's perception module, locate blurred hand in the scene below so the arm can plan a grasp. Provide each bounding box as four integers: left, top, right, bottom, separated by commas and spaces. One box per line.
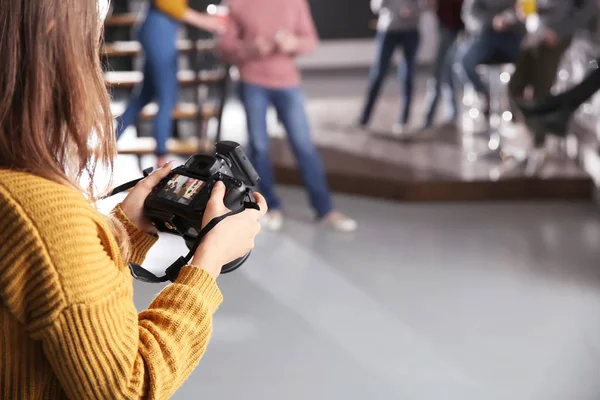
399, 6, 413, 18
248, 36, 274, 57
493, 14, 510, 31
121, 161, 174, 235
544, 29, 559, 47
194, 13, 227, 33
192, 181, 267, 279
274, 30, 299, 54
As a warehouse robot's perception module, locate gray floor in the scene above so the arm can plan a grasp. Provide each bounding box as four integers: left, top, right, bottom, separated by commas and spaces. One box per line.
127, 187, 600, 400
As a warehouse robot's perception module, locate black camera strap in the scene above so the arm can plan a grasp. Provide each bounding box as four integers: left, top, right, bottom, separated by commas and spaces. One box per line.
102, 167, 155, 199
128, 201, 260, 283
105, 170, 260, 284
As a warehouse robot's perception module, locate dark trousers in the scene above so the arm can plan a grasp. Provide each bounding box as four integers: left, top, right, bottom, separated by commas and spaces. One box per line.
360, 29, 421, 126
239, 83, 333, 218
457, 31, 522, 97
525, 58, 600, 112
424, 26, 461, 126
509, 39, 572, 146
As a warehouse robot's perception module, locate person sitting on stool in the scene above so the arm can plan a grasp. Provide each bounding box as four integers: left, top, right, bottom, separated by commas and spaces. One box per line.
456, 0, 523, 119
509, 0, 599, 174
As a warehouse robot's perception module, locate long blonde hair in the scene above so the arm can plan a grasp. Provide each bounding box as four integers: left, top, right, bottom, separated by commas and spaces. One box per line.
0, 0, 131, 258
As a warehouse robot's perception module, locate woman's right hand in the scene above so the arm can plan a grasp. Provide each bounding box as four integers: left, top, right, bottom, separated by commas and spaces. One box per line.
199, 14, 227, 33
191, 181, 267, 279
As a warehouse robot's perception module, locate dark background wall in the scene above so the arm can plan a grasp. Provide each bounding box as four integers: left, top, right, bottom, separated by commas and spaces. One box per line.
306, 0, 374, 40
186, 0, 375, 40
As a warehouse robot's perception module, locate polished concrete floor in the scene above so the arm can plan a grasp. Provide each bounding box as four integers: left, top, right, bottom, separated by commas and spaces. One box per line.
119, 185, 600, 400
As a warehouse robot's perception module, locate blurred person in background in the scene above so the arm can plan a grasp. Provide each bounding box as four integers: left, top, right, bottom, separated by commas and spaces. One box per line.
422, 0, 465, 130
0, 0, 267, 398
115, 0, 225, 168
518, 59, 600, 134
457, 0, 523, 118
359, 0, 425, 136
508, 0, 599, 174
217, 0, 357, 232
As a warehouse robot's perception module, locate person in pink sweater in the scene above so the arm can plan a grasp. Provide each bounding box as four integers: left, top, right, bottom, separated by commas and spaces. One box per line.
218, 0, 357, 232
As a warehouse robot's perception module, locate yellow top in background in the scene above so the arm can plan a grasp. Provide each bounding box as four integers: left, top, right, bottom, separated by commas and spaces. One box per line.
519, 0, 537, 16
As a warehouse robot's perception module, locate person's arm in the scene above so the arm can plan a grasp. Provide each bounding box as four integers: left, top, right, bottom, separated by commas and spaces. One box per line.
217, 1, 255, 63
371, 0, 388, 15
154, 0, 187, 19
462, 0, 493, 30
293, 0, 319, 56
111, 204, 158, 266
0, 189, 223, 399
154, 0, 224, 32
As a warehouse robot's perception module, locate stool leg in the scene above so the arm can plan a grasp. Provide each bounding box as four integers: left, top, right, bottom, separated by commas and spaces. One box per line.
487, 67, 502, 151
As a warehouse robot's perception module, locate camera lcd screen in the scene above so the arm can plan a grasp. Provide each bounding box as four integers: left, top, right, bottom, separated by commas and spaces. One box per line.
158, 174, 205, 205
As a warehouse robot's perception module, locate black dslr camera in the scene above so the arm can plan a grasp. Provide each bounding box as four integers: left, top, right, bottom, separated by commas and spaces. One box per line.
143, 141, 260, 274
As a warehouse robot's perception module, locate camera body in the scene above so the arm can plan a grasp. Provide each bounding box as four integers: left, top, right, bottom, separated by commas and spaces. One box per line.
144, 141, 260, 272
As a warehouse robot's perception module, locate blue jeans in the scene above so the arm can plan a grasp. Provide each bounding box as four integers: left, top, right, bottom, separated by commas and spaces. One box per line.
115, 7, 179, 156
360, 29, 421, 125
457, 30, 522, 97
424, 26, 460, 126
239, 83, 333, 218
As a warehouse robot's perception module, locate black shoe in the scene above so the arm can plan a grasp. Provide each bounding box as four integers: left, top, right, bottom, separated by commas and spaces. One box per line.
516, 97, 572, 117
521, 106, 578, 138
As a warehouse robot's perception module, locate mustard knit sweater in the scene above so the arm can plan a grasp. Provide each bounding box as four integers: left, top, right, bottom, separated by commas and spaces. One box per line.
0, 170, 223, 399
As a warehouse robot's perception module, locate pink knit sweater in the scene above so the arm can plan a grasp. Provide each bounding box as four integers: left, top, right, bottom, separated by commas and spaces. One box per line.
218, 0, 319, 89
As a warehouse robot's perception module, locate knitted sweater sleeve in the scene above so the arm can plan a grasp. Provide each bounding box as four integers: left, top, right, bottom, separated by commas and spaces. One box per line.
0, 180, 223, 400
111, 203, 159, 266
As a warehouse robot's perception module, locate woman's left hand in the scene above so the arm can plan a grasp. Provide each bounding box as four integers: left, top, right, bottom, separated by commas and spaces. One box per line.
275, 30, 299, 54
121, 161, 174, 235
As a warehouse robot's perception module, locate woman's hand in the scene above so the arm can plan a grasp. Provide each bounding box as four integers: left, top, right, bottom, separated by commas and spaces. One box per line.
183, 10, 227, 33
120, 161, 174, 235
248, 36, 274, 57
274, 31, 299, 54
192, 181, 267, 279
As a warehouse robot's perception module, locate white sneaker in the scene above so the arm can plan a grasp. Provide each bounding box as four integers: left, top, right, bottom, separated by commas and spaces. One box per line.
261, 211, 283, 232
392, 123, 414, 138
321, 211, 357, 233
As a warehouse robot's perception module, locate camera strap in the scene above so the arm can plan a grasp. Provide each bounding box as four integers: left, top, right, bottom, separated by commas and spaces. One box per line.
105, 170, 260, 284
102, 167, 155, 199
128, 201, 260, 283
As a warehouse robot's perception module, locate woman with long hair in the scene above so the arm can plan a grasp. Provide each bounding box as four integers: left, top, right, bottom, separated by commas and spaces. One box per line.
0, 0, 266, 398
115, 0, 225, 167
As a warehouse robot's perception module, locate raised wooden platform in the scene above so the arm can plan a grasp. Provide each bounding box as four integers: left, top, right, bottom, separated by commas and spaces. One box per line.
268, 137, 593, 202
116, 135, 592, 202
